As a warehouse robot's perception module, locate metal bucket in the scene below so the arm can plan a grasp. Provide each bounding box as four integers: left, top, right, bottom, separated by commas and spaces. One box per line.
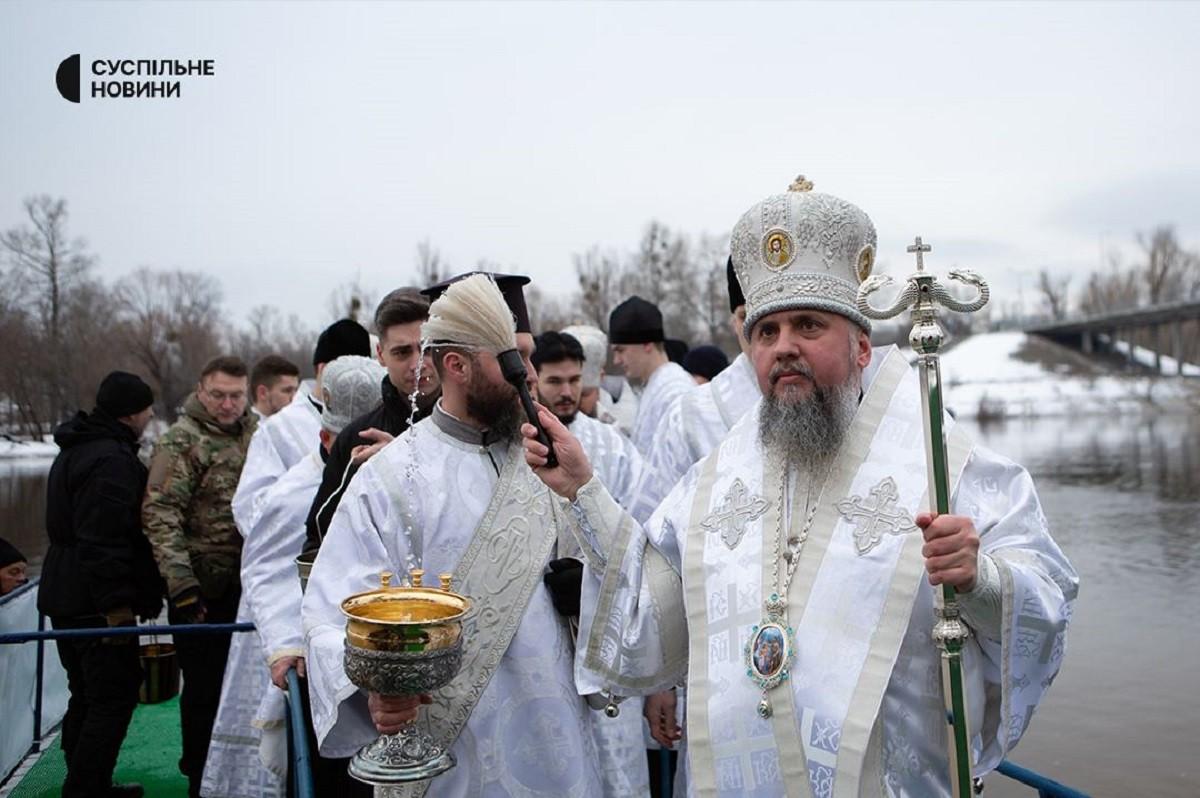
139, 642, 179, 704
296, 550, 317, 594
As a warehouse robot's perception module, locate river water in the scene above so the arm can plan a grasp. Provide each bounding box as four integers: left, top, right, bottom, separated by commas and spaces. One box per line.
3, 413, 1197, 796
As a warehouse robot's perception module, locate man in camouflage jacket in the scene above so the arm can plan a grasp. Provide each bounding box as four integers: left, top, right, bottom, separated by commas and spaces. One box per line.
143, 356, 257, 798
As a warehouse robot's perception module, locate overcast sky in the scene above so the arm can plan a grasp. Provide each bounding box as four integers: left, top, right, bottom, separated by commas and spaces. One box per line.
3, 0, 1198, 329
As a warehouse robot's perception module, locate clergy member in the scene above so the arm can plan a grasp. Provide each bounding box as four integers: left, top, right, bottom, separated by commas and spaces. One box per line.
232, 318, 371, 534
628, 257, 760, 524
302, 273, 604, 797
523, 179, 1079, 796
532, 330, 649, 798
608, 296, 696, 455
204, 355, 387, 798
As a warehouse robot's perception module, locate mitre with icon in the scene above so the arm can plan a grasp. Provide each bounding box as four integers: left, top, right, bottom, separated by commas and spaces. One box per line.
731, 175, 879, 338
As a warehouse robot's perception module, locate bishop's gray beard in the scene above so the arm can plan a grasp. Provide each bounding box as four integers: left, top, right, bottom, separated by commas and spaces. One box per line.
467, 372, 523, 442
758, 365, 861, 473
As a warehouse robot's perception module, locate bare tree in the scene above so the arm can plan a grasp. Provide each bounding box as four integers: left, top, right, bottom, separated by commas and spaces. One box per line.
0, 196, 95, 421
573, 246, 624, 331
114, 269, 225, 418
1138, 226, 1198, 305
415, 239, 448, 287
1080, 250, 1140, 315
1036, 268, 1072, 320
325, 278, 376, 326
228, 305, 315, 373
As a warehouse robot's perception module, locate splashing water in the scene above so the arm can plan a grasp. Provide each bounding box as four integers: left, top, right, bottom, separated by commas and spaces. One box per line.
394, 342, 432, 586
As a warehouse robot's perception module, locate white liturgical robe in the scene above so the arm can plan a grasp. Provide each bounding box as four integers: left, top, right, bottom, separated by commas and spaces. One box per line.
302, 404, 604, 798
630, 353, 760, 524
568, 348, 1079, 798
203, 451, 322, 797
232, 379, 321, 535
630, 362, 695, 456
568, 411, 650, 797
570, 412, 645, 511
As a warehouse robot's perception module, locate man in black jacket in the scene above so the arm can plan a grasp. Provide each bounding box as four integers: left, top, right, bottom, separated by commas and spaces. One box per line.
38, 371, 162, 798
303, 288, 439, 553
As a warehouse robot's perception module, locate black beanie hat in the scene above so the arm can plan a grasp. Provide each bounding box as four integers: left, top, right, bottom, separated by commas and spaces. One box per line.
727, 256, 745, 313
0, 537, 27, 569
96, 371, 155, 418
313, 319, 371, 366
683, 345, 730, 382
608, 296, 665, 344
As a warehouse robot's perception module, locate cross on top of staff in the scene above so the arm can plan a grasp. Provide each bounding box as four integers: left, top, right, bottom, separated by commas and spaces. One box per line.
907, 236, 931, 272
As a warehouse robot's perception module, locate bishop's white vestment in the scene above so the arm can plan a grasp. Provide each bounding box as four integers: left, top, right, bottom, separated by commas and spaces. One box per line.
302, 405, 604, 798
629, 362, 695, 456
232, 379, 321, 535
568, 348, 1079, 798
630, 353, 760, 524
568, 411, 650, 797
203, 451, 323, 796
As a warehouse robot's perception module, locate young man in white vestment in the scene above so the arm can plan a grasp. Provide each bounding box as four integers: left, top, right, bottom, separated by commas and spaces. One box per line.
302, 273, 605, 797
523, 180, 1079, 797
608, 296, 696, 456
533, 330, 650, 798
630, 257, 761, 794
232, 319, 372, 534
629, 256, 760, 525
203, 355, 386, 798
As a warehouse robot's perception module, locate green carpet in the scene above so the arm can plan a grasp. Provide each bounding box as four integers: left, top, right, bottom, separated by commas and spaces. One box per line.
10, 697, 189, 797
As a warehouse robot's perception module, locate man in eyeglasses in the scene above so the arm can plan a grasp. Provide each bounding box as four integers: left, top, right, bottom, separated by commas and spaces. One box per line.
143, 355, 258, 798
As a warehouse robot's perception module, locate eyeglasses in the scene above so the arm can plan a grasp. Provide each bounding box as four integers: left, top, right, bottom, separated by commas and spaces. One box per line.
203, 389, 246, 403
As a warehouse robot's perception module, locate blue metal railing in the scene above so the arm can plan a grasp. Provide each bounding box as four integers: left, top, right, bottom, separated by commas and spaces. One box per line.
0, 604, 313, 798
996, 760, 1091, 798
1, 588, 1090, 798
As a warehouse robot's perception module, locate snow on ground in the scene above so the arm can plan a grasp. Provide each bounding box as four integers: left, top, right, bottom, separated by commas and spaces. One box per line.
1110, 338, 1200, 377
940, 331, 1199, 419
0, 437, 58, 460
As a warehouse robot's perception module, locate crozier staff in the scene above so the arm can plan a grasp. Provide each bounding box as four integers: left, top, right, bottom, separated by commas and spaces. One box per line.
524, 177, 1078, 797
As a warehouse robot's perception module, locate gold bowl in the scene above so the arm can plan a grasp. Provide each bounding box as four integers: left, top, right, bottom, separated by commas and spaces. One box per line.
340, 570, 470, 653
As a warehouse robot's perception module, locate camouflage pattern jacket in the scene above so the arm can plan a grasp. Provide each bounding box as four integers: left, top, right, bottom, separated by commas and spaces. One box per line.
143, 394, 257, 600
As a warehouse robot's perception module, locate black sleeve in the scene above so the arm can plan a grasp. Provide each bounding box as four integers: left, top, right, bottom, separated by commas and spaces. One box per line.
73, 454, 146, 613
303, 425, 361, 556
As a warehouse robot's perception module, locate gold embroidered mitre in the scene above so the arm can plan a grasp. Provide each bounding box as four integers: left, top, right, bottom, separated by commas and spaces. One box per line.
732, 175, 878, 338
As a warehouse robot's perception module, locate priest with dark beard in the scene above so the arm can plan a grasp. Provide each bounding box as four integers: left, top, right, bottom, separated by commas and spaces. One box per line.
302, 273, 605, 797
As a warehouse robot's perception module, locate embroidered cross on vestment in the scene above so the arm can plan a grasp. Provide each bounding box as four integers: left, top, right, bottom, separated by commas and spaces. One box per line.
701, 478, 770, 549
836, 477, 918, 555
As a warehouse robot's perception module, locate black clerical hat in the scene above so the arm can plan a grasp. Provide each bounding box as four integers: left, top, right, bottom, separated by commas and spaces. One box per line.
727, 255, 745, 313
683, 345, 730, 381
608, 296, 665, 344
313, 319, 372, 366
421, 272, 532, 333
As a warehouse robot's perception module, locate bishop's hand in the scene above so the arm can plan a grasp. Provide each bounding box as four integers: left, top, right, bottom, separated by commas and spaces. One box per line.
916, 512, 980, 591
521, 403, 593, 501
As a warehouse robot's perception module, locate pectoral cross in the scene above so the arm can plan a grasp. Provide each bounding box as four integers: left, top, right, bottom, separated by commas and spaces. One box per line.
907, 236, 931, 272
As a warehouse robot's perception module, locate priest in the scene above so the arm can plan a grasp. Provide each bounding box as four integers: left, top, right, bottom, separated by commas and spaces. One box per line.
232, 319, 372, 534
204, 355, 387, 798
302, 273, 604, 797
523, 180, 1079, 796
532, 329, 649, 797
629, 257, 760, 525
608, 296, 695, 455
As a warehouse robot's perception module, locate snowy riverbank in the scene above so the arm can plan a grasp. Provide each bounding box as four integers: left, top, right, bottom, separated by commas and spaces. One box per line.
940, 331, 1200, 419
0, 437, 58, 460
